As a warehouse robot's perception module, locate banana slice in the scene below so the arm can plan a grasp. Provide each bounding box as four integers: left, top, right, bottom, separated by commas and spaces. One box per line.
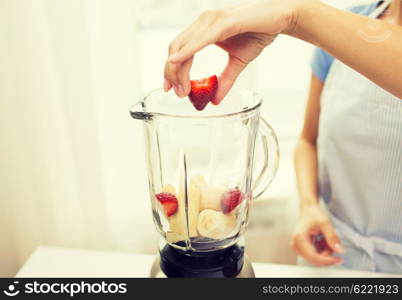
186, 176, 204, 236
200, 187, 226, 211
166, 185, 187, 242
190, 175, 207, 189
197, 209, 236, 240
165, 175, 205, 242
165, 231, 186, 244
161, 184, 185, 243
162, 184, 176, 195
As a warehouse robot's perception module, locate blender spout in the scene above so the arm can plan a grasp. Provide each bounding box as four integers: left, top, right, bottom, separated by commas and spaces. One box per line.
130, 101, 153, 120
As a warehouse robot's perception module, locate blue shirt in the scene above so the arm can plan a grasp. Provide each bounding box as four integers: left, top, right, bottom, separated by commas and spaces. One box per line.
311, 1, 382, 82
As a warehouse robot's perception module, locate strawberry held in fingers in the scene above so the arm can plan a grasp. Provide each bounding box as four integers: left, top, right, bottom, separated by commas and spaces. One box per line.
188, 75, 218, 111
156, 192, 178, 217
313, 234, 330, 253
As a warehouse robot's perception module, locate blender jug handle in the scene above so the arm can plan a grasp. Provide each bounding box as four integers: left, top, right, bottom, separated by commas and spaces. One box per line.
252, 117, 280, 199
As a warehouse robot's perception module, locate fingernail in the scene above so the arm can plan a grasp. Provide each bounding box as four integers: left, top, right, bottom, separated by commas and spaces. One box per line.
174, 85, 184, 97
211, 98, 220, 105
177, 84, 185, 98
334, 243, 344, 253
163, 79, 170, 92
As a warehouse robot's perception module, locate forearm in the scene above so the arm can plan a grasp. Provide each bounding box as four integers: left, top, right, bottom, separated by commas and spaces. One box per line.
289, 0, 402, 99
294, 139, 319, 208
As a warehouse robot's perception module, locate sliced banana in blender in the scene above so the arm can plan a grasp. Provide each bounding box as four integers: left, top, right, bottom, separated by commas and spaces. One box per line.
200, 187, 226, 211
190, 175, 207, 189
197, 209, 236, 240
166, 186, 187, 242
186, 176, 204, 236
161, 184, 184, 243
165, 231, 187, 244
162, 184, 176, 195
165, 175, 205, 242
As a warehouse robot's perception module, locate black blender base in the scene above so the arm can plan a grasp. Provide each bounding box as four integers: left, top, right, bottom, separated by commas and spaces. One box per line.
150, 244, 255, 278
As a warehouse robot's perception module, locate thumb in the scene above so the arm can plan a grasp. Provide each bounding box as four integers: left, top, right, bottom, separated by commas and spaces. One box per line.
321, 221, 344, 254
213, 55, 247, 105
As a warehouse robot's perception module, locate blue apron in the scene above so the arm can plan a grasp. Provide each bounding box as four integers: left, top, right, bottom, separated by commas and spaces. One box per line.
318, 0, 402, 274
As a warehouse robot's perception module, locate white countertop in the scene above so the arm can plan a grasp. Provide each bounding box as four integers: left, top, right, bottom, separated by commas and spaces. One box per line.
16, 247, 399, 278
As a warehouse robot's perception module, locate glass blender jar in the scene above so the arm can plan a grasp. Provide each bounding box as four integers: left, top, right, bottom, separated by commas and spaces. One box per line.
130, 87, 279, 277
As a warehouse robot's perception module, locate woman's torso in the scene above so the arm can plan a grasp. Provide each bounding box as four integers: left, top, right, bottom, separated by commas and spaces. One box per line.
317, 0, 402, 273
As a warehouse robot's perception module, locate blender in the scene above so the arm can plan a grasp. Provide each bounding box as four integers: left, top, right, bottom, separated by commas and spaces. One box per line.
130, 87, 279, 277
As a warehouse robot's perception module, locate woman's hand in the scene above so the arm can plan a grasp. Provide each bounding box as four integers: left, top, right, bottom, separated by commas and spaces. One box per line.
291, 204, 344, 266
164, 0, 299, 103
165, 0, 402, 101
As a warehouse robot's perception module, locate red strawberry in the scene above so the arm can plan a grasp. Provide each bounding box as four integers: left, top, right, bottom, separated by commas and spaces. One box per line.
313, 234, 330, 253
161, 200, 178, 217
221, 188, 245, 214
156, 192, 178, 217
188, 75, 218, 111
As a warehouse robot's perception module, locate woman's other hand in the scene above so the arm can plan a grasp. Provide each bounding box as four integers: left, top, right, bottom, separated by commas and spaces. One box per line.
291, 204, 344, 266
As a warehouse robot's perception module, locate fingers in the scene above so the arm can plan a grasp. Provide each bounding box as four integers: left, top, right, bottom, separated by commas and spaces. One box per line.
167, 10, 227, 64
164, 53, 193, 98
321, 221, 344, 254
163, 79, 172, 92
291, 233, 343, 266
176, 57, 194, 97
164, 39, 216, 97
213, 55, 247, 105
164, 40, 185, 97
320, 249, 333, 256
167, 37, 215, 65
163, 43, 198, 98
164, 9, 231, 97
